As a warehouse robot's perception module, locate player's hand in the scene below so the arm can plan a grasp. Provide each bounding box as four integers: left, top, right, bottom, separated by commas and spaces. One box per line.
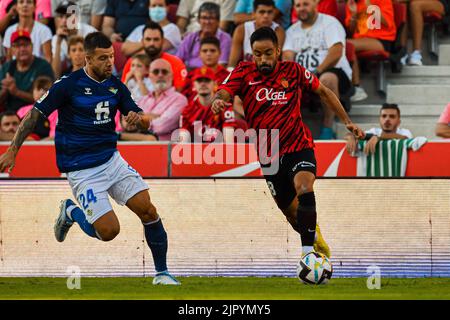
346, 123, 365, 140
124, 111, 141, 126
0, 150, 16, 173
211, 99, 231, 115
364, 136, 378, 155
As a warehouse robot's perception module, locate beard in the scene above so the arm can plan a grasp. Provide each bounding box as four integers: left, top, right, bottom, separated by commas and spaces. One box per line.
298, 11, 316, 24
257, 63, 275, 75
154, 80, 169, 91
145, 45, 162, 58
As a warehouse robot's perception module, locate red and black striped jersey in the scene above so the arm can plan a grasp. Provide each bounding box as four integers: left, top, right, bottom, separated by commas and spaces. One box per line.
218, 61, 320, 158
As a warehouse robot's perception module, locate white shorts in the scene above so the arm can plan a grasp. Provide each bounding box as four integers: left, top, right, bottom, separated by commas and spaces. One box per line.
67, 151, 149, 224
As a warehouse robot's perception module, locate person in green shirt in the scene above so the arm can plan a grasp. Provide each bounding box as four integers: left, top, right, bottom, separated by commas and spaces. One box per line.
0, 29, 54, 113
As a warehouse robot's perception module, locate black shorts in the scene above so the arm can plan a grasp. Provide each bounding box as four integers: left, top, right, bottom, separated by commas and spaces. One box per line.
263, 149, 317, 210
320, 67, 352, 96
380, 39, 394, 52
301, 67, 352, 112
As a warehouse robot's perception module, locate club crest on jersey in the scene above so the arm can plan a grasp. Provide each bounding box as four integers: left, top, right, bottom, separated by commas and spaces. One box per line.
109, 87, 118, 95
256, 88, 287, 102
281, 78, 289, 89
84, 87, 92, 95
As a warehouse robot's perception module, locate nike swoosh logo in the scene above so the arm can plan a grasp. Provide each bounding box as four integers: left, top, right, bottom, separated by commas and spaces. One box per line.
249, 81, 262, 85
308, 229, 316, 232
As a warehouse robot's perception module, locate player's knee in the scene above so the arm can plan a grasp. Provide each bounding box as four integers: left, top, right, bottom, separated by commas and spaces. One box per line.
140, 203, 158, 223
294, 181, 314, 196
97, 225, 120, 242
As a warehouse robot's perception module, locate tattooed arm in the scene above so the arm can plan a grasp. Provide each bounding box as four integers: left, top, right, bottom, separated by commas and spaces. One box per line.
0, 108, 40, 172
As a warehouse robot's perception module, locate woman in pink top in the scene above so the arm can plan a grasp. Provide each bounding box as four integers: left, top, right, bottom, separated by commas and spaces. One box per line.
17, 75, 57, 139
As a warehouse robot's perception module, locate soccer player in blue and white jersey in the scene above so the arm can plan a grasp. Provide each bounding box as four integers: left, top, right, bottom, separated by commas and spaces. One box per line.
0, 32, 180, 285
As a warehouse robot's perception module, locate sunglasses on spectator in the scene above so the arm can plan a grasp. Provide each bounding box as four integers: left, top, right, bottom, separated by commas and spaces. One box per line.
151, 69, 170, 76
195, 78, 213, 83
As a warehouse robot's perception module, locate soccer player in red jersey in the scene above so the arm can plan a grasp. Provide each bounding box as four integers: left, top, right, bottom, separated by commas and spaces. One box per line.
179, 67, 237, 143
212, 27, 365, 258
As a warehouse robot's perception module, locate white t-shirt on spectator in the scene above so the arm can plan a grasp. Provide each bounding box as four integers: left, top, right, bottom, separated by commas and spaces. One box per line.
3, 22, 53, 59
365, 127, 413, 139
126, 23, 181, 55
283, 13, 352, 80
51, 23, 97, 62
51, 0, 106, 25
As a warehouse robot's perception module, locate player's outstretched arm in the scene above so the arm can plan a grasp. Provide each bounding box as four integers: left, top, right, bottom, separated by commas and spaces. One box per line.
211, 89, 232, 114
0, 108, 40, 172
314, 82, 365, 139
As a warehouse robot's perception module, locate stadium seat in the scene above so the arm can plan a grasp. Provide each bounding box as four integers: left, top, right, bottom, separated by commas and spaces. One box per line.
341, 2, 407, 95
424, 11, 443, 57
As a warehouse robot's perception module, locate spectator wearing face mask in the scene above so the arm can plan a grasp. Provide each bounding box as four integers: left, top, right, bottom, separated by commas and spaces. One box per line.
122, 0, 182, 57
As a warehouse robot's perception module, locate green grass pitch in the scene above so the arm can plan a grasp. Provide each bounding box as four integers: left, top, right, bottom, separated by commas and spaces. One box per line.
0, 277, 450, 300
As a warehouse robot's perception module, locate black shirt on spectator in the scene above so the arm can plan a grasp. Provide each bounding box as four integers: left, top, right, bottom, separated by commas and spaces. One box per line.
104, 0, 150, 39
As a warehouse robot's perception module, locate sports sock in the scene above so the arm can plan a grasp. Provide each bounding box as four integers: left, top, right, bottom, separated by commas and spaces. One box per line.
67, 205, 99, 239
297, 192, 317, 251
143, 217, 168, 273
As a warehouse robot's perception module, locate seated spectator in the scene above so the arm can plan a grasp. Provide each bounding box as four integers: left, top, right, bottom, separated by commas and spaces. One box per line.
403, 0, 448, 65
124, 54, 153, 100
102, 0, 150, 42
435, 103, 450, 138
137, 58, 188, 141
345, 0, 396, 101
176, 2, 232, 70
16, 75, 56, 140
60, 35, 85, 77
0, 110, 20, 140
0, 30, 54, 113
234, 0, 292, 30
179, 66, 236, 143
122, 0, 181, 57
283, 0, 352, 139
345, 103, 413, 155
229, 0, 285, 69
117, 114, 158, 141
0, 0, 51, 34
51, 0, 108, 30
176, 0, 236, 34
291, 0, 338, 24
182, 36, 229, 100
121, 21, 187, 91
51, 1, 96, 78
3, 0, 53, 63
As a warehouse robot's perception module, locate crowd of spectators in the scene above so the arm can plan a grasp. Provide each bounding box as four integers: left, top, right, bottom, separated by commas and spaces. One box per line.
0, 0, 449, 142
